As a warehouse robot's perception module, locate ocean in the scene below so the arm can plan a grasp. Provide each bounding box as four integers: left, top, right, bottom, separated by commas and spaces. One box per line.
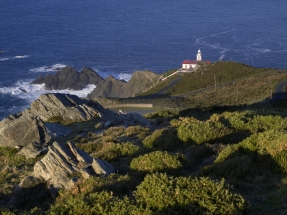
1, 0, 287, 120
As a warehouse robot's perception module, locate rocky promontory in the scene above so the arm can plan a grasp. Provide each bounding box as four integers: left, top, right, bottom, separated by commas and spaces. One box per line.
88, 70, 162, 98
30, 66, 103, 90
30, 66, 162, 98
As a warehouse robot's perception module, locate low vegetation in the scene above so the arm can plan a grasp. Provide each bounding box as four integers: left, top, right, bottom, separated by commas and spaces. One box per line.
2, 62, 287, 214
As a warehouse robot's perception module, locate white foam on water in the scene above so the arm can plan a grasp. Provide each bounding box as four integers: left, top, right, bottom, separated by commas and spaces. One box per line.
0, 80, 96, 104
118, 73, 132, 81
94, 68, 132, 82
14, 55, 30, 59
195, 28, 236, 61
0, 57, 9, 61
30, 63, 67, 72
252, 48, 271, 54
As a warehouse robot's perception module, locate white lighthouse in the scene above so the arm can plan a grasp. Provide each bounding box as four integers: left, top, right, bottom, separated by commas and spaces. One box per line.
196, 49, 202, 61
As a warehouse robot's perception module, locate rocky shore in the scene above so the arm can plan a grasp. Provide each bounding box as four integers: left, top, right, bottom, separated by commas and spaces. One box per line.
30, 66, 162, 98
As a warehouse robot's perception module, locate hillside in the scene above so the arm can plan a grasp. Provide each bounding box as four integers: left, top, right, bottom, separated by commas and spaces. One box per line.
2, 96, 287, 214
2, 62, 287, 214
138, 61, 274, 96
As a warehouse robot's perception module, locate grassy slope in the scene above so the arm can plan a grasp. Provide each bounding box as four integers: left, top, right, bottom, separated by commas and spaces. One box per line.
3, 63, 287, 214
139, 61, 273, 96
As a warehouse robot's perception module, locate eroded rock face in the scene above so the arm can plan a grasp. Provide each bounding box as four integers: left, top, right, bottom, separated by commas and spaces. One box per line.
29, 93, 112, 122
88, 71, 161, 98
0, 110, 51, 147
30, 66, 103, 90
33, 141, 115, 190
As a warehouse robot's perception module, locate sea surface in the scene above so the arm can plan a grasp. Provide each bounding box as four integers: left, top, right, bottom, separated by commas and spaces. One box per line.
1, 0, 287, 120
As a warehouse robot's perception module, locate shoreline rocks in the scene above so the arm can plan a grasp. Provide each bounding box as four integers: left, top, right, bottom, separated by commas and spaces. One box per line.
30, 66, 103, 90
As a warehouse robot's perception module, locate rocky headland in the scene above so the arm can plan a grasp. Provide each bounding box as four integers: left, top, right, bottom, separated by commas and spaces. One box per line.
30, 66, 103, 90
30, 66, 162, 98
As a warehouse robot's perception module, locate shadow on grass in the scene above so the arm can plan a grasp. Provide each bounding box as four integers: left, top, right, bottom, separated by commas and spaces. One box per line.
200, 146, 287, 213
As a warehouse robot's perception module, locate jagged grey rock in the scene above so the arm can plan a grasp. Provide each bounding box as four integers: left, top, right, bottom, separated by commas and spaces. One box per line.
33, 141, 115, 190
29, 93, 113, 122
30, 66, 103, 90
88, 70, 161, 98
18, 142, 48, 159
0, 110, 51, 147
29, 93, 152, 127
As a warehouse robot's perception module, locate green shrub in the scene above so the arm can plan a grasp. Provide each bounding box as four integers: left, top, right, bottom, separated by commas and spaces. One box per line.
134, 173, 246, 214
213, 111, 287, 133
48, 191, 151, 215
130, 151, 184, 173
204, 130, 287, 181
108, 142, 140, 157
177, 118, 233, 144
142, 127, 183, 150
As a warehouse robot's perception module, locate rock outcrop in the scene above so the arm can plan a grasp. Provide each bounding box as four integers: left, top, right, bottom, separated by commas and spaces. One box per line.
88, 70, 161, 98
88, 75, 127, 98
29, 93, 112, 122
0, 110, 51, 147
34, 141, 115, 189
0, 93, 152, 147
29, 93, 152, 127
18, 142, 48, 159
30, 66, 103, 90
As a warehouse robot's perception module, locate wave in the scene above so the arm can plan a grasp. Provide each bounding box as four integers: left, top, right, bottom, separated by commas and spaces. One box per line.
0, 58, 9, 61
14, 55, 30, 59
30, 63, 67, 72
0, 80, 96, 104
252, 48, 271, 54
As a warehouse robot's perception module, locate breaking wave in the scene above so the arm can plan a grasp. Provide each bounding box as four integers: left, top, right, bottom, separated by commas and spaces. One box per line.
0, 80, 96, 104
30, 63, 67, 72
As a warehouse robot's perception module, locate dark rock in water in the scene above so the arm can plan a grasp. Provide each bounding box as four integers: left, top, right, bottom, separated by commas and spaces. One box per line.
30, 66, 103, 90
0, 110, 51, 147
19, 88, 27, 93
88, 70, 161, 98
33, 141, 116, 190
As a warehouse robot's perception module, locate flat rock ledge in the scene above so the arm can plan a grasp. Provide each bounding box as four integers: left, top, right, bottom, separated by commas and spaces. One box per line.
34, 141, 115, 190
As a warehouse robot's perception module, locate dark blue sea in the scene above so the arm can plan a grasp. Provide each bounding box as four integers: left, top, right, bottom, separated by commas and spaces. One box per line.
1, 0, 287, 120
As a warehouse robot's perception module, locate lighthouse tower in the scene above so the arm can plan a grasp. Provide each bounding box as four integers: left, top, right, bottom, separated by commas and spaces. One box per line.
196, 49, 202, 61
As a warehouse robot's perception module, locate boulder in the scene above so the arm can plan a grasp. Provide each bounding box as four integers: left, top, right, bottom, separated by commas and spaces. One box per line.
0, 110, 51, 147
18, 142, 48, 159
30, 66, 103, 90
33, 141, 115, 189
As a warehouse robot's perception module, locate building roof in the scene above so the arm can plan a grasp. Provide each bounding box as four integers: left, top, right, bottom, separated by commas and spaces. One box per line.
182, 60, 197, 64
182, 60, 212, 64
